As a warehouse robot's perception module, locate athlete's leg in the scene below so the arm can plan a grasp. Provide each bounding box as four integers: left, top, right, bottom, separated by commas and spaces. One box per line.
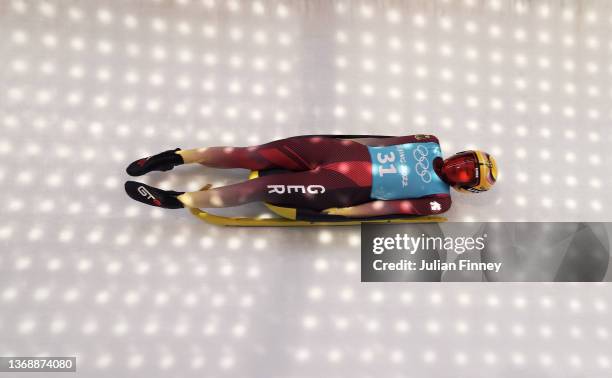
177, 167, 371, 211
177, 146, 272, 170
127, 138, 309, 176
177, 135, 368, 170
176, 178, 266, 208
127, 135, 370, 176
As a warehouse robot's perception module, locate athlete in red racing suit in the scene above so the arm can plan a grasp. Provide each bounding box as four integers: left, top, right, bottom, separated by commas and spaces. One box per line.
125, 135, 497, 217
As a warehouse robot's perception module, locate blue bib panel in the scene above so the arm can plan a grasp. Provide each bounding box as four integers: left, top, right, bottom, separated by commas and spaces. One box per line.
367, 142, 450, 200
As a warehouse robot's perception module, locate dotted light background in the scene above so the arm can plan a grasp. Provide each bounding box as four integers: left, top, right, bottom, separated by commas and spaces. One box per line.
0, 0, 611, 377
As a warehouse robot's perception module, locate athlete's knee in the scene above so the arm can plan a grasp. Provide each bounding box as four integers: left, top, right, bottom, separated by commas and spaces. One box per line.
178, 190, 225, 208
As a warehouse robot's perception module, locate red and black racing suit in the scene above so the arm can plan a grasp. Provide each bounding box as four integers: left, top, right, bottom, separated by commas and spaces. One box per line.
198, 134, 451, 215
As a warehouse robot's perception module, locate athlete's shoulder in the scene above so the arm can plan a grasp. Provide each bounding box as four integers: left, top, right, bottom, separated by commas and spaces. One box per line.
410, 134, 439, 144
390, 134, 440, 145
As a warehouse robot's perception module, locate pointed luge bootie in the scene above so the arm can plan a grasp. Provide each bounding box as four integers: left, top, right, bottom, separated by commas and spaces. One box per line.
124, 181, 185, 209
126, 148, 184, 177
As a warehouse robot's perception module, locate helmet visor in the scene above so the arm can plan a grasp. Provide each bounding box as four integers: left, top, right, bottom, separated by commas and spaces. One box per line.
443, 151, 479, 188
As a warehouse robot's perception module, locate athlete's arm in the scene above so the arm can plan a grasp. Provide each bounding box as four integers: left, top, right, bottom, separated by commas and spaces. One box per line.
349, 134, 439, 147
323, 195, 451, 218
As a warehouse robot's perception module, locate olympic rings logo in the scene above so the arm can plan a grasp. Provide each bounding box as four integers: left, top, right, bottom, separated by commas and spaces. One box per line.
413, 145, 432, 183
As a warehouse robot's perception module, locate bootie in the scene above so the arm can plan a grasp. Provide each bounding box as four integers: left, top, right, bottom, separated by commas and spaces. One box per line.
124, 181, 184, 209
126, 148, 184, 176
